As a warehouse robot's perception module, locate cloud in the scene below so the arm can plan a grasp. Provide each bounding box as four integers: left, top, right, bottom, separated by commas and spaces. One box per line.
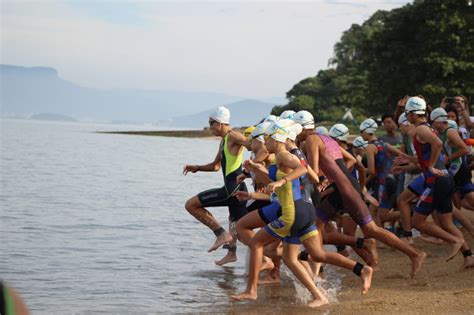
1, 1, 411, 98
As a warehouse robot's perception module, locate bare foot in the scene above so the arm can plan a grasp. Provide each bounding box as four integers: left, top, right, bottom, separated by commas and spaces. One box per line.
215, 251, 237, 266
360, 266, 373, 295
410, 251, 426, 279
308, 296, 330, 308
258, 273, 280, 284
401, 236, 415, 245
231, 291, 257, 301
364, 238, 379, 267
462, 256, 474, 270
260, 257, 275, 272
420, 235, 443, 245
208, 232, 233, 252
446, 239, 464, 262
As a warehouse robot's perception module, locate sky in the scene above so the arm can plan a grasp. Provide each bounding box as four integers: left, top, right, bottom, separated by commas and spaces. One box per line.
1, 0, 411, 100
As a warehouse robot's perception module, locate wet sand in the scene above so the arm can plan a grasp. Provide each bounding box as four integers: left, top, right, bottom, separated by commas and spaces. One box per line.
227, 211, 474, 314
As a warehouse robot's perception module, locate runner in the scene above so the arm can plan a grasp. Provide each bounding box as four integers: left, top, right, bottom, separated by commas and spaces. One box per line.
400, 98, 474, 269
293, 110, 426, 278
183, 106, 249, 265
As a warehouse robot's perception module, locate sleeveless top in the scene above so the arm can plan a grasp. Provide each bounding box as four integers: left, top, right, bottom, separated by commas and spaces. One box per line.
221, 134, 244, 188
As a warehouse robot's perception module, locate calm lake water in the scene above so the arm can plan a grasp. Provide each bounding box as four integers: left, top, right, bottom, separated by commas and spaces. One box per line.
0, 119, 341, 314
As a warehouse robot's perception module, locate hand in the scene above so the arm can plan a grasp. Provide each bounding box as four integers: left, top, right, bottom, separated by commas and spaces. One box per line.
395, 153, 410, 165
243, 159, 257, 170
234, 191, 252, 201
398, 95, 409, 107
317, 178, 330, 192
236, 173, 247, 184
265, 179, 285, 194
391, 166, 403, 176
440, 96, 448, 108
183, 164, 199, 175
428, 166, 447, 177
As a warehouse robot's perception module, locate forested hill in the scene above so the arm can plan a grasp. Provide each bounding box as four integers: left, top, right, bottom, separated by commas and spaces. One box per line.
273, 1, 474, 121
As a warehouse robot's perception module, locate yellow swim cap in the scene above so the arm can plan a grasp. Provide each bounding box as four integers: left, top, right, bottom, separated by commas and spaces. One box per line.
243, 126, 255, 138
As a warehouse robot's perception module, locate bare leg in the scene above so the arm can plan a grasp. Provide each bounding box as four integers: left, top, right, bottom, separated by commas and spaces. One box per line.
185, 196, 233, 252
438, 212, 473, 267
303, 232, 373, 295
231, 228, 275, 301
397, 189, 416, 244
282, 242, 329, 307
215, 219, 238, 266
412, 213, 463, 261
361, 221, 426, 278
378, 207, 400, 226
453, 208, 474, 237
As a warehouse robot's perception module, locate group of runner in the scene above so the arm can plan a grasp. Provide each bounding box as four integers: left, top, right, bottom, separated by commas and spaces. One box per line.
183, 95, 474, 307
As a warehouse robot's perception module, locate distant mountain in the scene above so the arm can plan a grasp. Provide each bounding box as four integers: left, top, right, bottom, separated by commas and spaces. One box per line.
171, 99, 274, 128
0, 64, 247, 124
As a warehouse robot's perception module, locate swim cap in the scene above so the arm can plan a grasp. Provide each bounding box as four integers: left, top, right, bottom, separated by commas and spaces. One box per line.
329, 123, 349, 142
209, 106, 230, 124
430, 107, 448, 123
243, 126, 255, 138
352, 136, 368, 148
447, 119, 458, 130
360, 118, 378, 134
398, 112, 410, 126
405, 97, 426, 115
315, 126, 329, 135
293, 110, 315, 129
280, 110, 296, 120
251, 121, 272, 142
287, 123, 303, 141
265, 119, 294, 143
263, 115, 278, 123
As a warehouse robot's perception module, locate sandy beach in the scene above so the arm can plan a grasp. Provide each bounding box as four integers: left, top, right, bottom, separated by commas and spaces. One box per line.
227, 211, 474, 315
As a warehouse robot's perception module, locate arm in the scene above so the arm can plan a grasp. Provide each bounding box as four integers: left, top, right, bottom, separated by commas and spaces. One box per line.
386, 143, 404, 157
253, 147, 270, 164
341, 147, 356, 171
446, 128, 469, 161
365, 144, 377, 183
266, 152, 307, 193
183, 144, 222, 175
417, 125, 445, 176
354, 156, 367, 188
305, 135, 320, 175
229, 130, 251, 150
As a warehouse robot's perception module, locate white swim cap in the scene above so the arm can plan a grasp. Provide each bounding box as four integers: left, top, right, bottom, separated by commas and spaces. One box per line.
447, 119, 458, 130
352, 136, 368, 148
405, 97, 426, 115
209, 106, 230, 124
263, 115, 278, 123
360, 118, 378, 134
430, 107, 448, 123
315, 126, 329, 135
265, 119, 294, 143
398, 112, 410, 126
287, 123, 303, 141
251, 121, 272, 142
329, 123, 349, 142
293, 110, 315, 129
280, 110, 296, 120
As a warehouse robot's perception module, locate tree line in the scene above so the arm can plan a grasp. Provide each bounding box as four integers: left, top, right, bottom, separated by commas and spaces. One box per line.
272, 0, 474, 122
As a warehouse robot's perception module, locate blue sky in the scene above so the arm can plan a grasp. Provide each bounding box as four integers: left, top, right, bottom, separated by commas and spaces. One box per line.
1, 1, 411, 99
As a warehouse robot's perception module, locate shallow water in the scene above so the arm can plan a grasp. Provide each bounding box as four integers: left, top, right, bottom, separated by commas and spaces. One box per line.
1, 119, 341, 313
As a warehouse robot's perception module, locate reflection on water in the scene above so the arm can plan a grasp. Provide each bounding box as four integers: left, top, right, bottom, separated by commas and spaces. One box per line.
1, 119, 342, 313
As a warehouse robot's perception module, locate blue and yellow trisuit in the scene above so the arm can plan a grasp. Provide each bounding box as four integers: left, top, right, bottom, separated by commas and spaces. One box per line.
263, 164, 318, 244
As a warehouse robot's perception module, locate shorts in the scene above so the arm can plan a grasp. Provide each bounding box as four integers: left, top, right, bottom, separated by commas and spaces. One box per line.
375, 176, 397, 209
411, 174, 455, 215
197, 183, 248, 221
264, 199, 318, 244
258, 202, 281, 224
